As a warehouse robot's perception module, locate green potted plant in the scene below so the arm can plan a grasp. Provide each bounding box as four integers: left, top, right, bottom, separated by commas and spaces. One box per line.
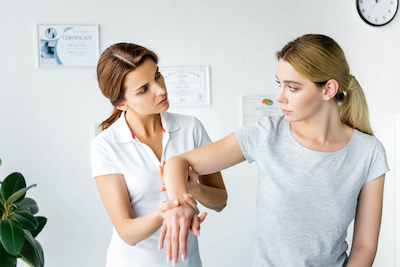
0, 159, 47, 267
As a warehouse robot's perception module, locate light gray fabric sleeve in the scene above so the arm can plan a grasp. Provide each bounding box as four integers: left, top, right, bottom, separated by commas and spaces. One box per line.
234, 119, 269, 164
364, 138, 390, 184
194, 117, 212, 148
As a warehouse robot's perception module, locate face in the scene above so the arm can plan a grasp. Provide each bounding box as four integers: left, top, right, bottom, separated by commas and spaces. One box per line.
275, 59, 326, 122
117, 58, 169, 115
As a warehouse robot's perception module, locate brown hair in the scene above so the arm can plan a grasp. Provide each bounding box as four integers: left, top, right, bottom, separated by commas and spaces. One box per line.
277, 34, 373, 135
97, 43, 158, 130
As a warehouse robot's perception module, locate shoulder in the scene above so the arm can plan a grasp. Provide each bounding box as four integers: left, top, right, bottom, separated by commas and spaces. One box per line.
165, 112, 198, 124
91, 125, 117, 150
260, 115, 286, 130
351, 130, 388, 161
353, 130, 382, 150
240, 115, 285, 133
163, 111, 202, 131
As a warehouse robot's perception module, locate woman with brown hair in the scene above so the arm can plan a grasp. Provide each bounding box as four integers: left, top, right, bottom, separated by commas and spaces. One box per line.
90, 43, 227, 267
159, 34, 389, 267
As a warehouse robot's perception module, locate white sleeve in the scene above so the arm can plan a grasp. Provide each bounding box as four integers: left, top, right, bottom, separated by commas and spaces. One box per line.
194, 117, 212, 148
90, 138, 122, 179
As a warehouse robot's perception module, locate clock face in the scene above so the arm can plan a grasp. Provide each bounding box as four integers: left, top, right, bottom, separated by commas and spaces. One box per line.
357, 0, 399, 26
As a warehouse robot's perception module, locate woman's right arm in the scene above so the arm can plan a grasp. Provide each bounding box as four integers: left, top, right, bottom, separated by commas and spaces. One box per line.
95, 173, 185, 246
159, 132, 245, 263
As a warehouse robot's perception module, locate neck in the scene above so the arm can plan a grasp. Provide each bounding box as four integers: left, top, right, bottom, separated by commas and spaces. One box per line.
124, 110, 162, 138
290, 102, 347, 144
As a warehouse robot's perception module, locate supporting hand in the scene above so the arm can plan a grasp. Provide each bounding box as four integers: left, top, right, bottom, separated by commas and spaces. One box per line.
158, 193, 207, 265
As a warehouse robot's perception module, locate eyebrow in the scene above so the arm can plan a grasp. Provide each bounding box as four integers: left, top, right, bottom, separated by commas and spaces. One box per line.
275, 75, 303, 86
134, 67, 159, 92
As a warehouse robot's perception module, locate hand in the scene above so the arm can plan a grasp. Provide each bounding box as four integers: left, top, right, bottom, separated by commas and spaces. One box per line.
158, 161, 200, 194
158, 194, 207, 265
157, 199, 180, 219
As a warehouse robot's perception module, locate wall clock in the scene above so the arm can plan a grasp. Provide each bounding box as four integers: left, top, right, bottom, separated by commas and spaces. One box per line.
357, 0, 399, 26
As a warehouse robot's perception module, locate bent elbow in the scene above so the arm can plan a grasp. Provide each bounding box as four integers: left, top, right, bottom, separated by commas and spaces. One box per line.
215, 202, 227, 212
122, 238, 137, 246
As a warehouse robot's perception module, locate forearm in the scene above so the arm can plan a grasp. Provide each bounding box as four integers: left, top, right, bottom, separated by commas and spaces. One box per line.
346, 245, 377, 267
190, 183, 227, 212
118, 209, 163, 246
163, 156, 190, 200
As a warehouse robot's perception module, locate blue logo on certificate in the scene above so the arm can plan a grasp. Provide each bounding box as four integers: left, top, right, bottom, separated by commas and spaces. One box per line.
45, 28, 57, 39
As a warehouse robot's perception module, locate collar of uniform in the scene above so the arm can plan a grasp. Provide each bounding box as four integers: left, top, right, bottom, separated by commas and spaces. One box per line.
112, 111, 180, 143
111, 112, 134, 143
160, 112, 180, 133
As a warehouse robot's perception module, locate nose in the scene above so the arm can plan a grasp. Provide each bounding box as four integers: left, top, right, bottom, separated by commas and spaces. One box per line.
154, 83, 167, 96
275, 86, 287, 104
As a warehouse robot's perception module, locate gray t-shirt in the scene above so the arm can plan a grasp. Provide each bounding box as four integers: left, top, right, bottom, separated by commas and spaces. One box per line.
234, 115, 389, 267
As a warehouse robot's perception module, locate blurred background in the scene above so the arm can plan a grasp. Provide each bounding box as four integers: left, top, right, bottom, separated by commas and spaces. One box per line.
0, 0, 398, 266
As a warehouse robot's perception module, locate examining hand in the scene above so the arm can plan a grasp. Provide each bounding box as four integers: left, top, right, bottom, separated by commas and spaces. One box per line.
158, 193, 207, 265
158, 161, 200, 193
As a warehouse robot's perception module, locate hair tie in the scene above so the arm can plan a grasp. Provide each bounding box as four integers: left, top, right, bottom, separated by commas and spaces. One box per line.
347, 75, 359, 92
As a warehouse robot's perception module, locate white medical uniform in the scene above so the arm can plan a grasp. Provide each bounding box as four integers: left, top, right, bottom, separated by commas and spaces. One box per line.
91, 111, 211, 267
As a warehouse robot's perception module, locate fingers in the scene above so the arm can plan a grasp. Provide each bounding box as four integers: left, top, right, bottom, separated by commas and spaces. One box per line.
191, 214, 201, 236
158, 160, 165, 184
171, 220, 180, 265
165, 222, 172, 263
159, 186, 166, 192
158, 221, 167, 251
159, 199, 179, 220
199, 212, 207, 223
178, 219, 189, 264
164, 199, 179, 210
183, 193, 199, 214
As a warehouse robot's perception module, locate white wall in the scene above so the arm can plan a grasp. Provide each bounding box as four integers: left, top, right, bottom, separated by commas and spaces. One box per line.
0, 0, 398, 266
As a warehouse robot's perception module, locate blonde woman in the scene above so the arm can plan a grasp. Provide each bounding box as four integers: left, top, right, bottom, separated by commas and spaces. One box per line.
159, 34, 389, 267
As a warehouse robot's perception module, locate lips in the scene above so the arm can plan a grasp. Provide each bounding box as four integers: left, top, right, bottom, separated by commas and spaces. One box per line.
158, 97, 168, 105
281, 108, 292, 115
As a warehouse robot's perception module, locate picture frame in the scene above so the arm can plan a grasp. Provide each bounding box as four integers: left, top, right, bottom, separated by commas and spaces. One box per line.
242, 95, 282, 125
159, 66, 211, 108
37, 24, 100, 68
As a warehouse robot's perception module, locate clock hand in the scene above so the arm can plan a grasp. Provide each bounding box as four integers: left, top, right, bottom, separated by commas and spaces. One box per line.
368, 1, 379, 13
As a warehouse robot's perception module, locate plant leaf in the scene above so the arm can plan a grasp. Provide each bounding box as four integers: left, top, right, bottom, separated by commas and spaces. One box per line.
13, 210, 39, 231
0, 244, 17, 267
20, 229, 44, 267
0, 219, 25, 255
15, 198, 39, 214
0, 198, 4, 216
6, 184, 36, 205
1, 173, 26, 203
30, 216, 47, 238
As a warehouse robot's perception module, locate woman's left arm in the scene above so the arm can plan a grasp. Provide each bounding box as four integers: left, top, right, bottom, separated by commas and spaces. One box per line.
158, 161, 227, 212
346, 174, 385, 267
189, 172, 227, 212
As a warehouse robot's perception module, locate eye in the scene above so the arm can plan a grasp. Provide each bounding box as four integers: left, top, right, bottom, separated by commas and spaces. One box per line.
288, 86, 298, 92
276, 80, 281, 87
139, 87, 147, 94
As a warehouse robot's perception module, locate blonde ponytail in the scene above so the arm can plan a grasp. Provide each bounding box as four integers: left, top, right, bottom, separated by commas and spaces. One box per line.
339, 75, 373, 135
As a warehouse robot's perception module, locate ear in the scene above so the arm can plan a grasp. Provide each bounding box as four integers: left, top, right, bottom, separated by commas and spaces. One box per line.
322, 79, 339, 101
116, 102, 128, 111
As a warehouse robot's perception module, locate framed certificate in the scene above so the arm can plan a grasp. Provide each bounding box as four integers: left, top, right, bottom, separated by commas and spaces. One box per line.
242, 96, 282, 125
159, 66, 210, 107
37, 24, 99, 68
